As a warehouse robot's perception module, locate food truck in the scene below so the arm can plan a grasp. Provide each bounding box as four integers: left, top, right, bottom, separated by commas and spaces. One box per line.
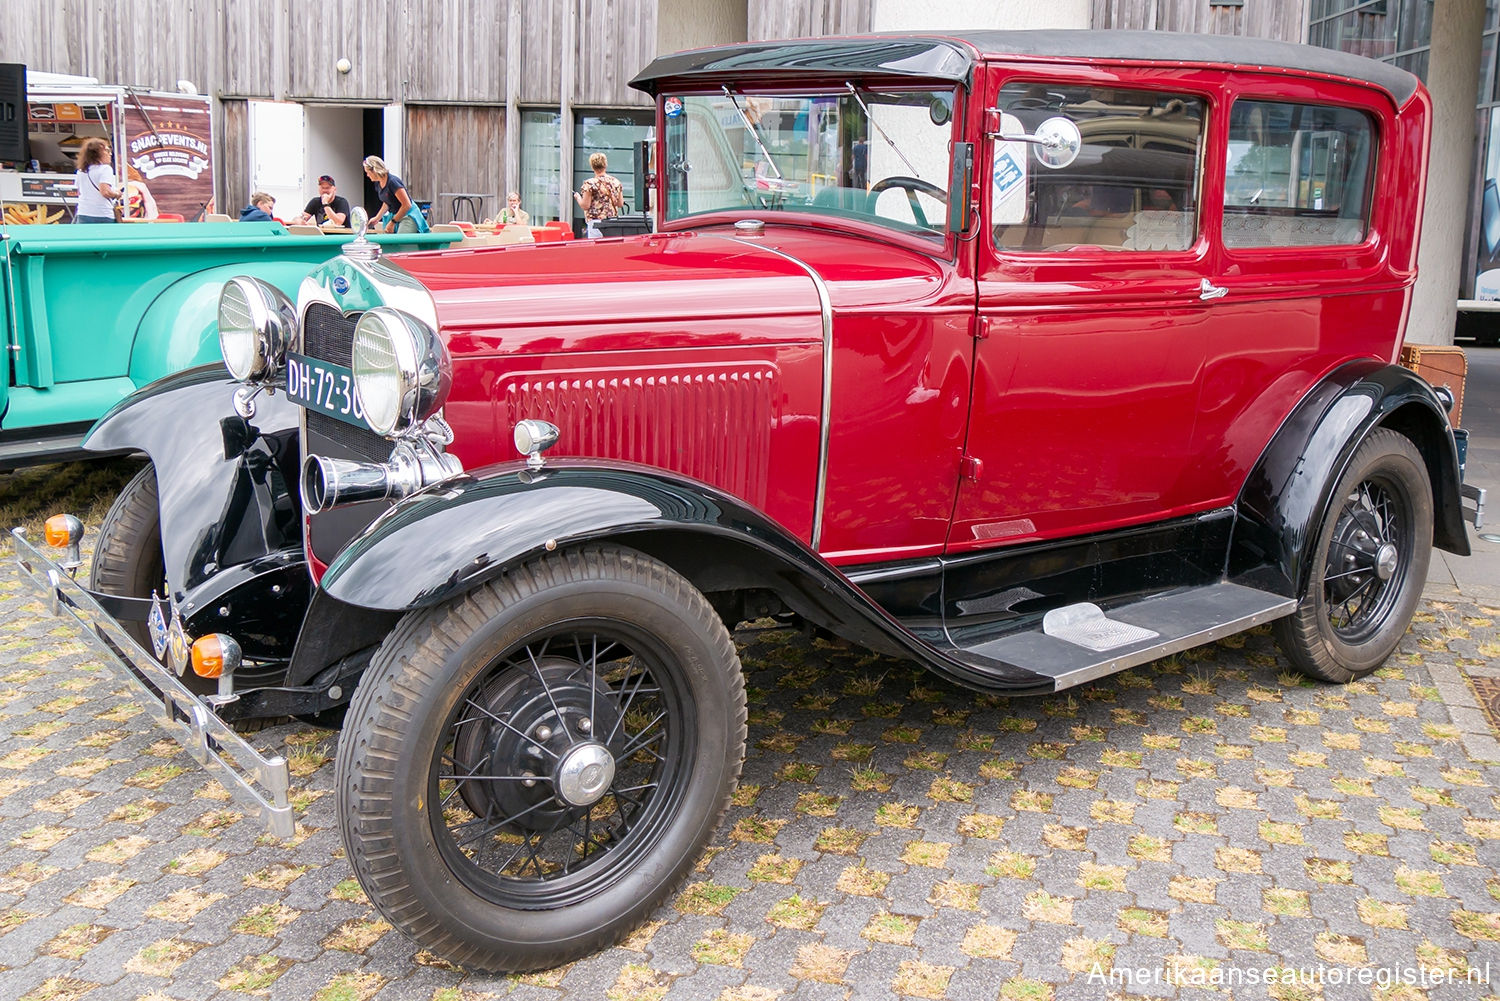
0, 71, 214, 224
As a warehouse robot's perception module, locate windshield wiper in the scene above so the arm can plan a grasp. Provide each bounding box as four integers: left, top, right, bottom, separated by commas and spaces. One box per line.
721, 85, 784, 181
845, 81, 920, 178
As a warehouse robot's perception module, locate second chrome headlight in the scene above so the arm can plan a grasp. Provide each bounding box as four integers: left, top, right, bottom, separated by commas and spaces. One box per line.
218, 277, 296, 382
351, 308, 452, 437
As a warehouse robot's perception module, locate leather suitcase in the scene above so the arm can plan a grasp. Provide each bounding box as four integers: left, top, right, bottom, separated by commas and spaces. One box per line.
1399, 343, 1466, 428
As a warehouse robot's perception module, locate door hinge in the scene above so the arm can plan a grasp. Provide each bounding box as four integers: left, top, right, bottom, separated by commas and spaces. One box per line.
960, 454, 984, 483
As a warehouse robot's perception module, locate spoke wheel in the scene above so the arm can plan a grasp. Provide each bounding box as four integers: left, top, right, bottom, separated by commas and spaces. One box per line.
336, 546, 745, 972
435, 627, 688, 906
1275, 429, 1432, 683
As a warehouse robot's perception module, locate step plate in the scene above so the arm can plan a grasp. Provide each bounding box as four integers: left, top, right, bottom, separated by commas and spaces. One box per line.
965, 582, 1296, 692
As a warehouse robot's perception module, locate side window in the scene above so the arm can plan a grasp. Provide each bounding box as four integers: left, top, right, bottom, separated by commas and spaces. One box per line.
991, 84, 1205, 253
1224, 100, 1374, 249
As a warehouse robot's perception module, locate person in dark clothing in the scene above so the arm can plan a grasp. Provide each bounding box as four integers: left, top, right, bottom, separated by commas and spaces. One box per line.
362, 155, 428, 233
239, 192, 276, 222
296, 174, 351, 227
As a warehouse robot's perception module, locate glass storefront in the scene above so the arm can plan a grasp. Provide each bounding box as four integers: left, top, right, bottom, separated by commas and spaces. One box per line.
519, 109, 562, 224
518, 108, 653, 232
1309, 1, 1500, 300
572, 110, 654, 232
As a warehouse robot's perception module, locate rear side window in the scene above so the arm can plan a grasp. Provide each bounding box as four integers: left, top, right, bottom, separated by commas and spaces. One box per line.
991, 83, 1205, 253
1224, 100, 1375, 249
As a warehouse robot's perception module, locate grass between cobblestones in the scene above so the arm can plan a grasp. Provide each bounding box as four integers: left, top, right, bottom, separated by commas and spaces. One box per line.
0, 460, 1498, 999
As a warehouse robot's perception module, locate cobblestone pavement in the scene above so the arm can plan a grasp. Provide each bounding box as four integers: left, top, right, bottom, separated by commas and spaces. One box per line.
1, 463, 1499, 1001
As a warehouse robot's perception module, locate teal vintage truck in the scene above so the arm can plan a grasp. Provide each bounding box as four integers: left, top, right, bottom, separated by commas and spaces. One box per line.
0, 222, 460, 468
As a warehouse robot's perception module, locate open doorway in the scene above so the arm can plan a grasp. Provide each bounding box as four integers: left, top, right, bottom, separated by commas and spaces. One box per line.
306, 105, 392, 220
246, 102, 395, 224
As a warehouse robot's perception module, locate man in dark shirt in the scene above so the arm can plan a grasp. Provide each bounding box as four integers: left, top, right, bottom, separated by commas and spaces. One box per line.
296, 174, 351, 227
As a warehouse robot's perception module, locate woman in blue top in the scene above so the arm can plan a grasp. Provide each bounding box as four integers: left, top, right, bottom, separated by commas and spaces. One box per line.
363, 156, 428, 234
73, 138, 122, 224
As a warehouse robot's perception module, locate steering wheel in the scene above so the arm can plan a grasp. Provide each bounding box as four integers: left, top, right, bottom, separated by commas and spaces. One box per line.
869, 176, 947, 229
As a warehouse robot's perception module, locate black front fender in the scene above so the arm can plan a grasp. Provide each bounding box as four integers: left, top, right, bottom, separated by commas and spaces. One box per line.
318, 459, 1050, 694
1231, 361, 1469, 598
85, 365, 304, 601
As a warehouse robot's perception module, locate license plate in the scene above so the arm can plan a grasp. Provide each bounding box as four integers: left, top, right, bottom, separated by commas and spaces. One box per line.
285, 352, 370, 429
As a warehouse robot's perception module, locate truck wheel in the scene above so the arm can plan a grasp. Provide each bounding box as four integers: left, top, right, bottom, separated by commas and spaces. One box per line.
90, 464, 164, 651
336, 545, 747, 972
1274, 429, 1432, 683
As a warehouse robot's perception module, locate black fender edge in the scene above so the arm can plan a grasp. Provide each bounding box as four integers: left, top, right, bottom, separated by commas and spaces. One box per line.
315, 459, 1051, 695
1230, 360, 1469, 599
84, 364, 306, 601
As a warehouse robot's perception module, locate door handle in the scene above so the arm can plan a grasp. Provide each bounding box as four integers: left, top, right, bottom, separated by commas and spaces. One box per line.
1199, 278, 1228, 301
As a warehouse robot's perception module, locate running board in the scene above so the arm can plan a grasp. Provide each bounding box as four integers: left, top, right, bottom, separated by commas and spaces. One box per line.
959, 582, 1296, 692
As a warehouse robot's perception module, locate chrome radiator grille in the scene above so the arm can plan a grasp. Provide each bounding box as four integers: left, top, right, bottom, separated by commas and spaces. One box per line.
298, 302, 393, 562
302, 303, 357, 367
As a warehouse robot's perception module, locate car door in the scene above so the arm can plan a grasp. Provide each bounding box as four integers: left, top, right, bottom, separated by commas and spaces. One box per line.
950, 69, 1223, 553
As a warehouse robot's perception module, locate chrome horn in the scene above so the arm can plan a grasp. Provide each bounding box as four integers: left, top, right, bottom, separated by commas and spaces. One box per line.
301, 438, 463, 514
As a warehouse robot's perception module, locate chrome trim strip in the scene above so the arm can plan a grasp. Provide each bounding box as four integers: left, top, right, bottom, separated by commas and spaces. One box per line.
729, 237, 833, 551
11, 528, 295, 838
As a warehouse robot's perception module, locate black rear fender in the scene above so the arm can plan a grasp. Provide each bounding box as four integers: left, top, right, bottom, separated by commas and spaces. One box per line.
1231, 361, 1468, 598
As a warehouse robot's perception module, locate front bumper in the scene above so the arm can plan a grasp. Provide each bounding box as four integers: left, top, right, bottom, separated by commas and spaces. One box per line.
11, 528, 295, 837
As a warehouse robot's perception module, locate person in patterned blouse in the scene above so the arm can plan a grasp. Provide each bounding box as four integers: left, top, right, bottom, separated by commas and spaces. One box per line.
574, 152, 624, 237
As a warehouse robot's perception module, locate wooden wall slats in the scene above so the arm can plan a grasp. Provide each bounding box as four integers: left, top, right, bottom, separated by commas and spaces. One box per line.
403, 104, 506, 221
1091, 0, 1304, 42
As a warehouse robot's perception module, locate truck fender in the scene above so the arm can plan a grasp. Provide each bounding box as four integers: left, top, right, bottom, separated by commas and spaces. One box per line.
1230, 361, 1468, 598
84, 365, 304, 600
127, 261, 321, 390
312, 460, 1051, 695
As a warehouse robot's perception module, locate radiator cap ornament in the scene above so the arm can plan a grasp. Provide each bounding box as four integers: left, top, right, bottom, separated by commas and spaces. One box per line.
342, 206, 381, 263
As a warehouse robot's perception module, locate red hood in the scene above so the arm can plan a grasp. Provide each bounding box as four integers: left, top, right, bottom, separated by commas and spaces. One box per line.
390, 232, 822, 335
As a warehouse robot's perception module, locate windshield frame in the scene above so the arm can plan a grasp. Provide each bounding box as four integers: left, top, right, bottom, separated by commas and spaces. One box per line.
654, 81, 965, 252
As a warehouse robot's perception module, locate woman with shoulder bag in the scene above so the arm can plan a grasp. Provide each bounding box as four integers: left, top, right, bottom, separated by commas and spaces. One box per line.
74, 138, 123, 224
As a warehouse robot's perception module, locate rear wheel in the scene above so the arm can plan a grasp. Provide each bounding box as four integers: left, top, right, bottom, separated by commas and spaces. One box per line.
1274, 429, 1432, 682
336, 545, 746, 972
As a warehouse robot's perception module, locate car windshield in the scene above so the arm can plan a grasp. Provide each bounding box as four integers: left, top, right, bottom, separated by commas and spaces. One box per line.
661, 86, 956, 239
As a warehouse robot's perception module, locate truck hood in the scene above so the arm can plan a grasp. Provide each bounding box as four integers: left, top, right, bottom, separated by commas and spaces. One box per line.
391, 232, 823, 335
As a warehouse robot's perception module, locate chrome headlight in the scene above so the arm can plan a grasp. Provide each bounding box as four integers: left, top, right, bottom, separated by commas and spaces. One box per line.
218, 277, 296, 382
351, 307, 452, 437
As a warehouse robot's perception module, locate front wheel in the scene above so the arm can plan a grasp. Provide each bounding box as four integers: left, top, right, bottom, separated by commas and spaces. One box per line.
335, 545, 747, 972
1274, 429, 1432, 683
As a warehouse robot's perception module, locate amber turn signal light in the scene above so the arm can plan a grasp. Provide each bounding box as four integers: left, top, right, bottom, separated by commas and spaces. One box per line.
43, 514, 83, 548
191, 633, 242, 679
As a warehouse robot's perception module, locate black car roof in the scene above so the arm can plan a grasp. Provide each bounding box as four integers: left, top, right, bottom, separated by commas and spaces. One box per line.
630, 30, 1419, 106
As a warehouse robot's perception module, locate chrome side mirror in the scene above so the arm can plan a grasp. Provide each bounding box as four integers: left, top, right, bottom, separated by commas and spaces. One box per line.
991, 115, 1081, 170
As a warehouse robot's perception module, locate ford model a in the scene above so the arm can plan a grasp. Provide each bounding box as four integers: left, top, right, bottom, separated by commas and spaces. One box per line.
13, 32, 1487, 970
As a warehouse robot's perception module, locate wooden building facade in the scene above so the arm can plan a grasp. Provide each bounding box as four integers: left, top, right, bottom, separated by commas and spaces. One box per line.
3, 0, 1301, 226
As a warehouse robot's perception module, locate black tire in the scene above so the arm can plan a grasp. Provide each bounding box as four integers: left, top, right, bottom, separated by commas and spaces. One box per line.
89, 463, 288, 726
335, 545, 746, 972
90, 464, 165, 651
1274, 429, 1432, 683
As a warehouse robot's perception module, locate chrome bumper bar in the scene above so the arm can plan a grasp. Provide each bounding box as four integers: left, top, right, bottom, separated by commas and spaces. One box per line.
11, 528, 294, 838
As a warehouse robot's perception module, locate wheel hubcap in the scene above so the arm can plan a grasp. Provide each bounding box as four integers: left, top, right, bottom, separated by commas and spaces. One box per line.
1374, 542, 1399, 581
1322, 477, 1411, 640
554, 742, 616, 807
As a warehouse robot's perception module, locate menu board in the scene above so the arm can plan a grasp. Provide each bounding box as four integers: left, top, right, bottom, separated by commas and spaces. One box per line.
20, 173, 77, 200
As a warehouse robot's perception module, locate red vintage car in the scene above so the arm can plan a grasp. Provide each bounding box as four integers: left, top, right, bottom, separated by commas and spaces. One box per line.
15, 30, 1486, 971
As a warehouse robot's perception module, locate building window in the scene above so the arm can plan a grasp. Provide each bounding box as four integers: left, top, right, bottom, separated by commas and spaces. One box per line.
573, 110, 654, 229
520, 109, 561, 224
